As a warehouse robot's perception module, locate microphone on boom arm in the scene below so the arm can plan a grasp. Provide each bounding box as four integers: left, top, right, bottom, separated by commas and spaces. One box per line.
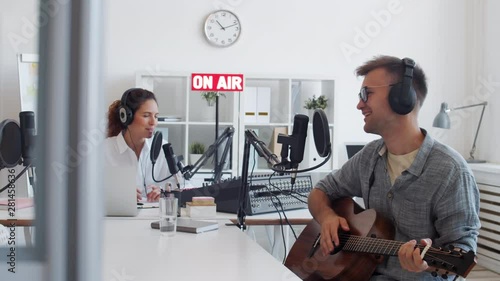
150, 131, 187, 188
19, 111, 36, 186
277, 114, 309, 185
276, 109, 331, 185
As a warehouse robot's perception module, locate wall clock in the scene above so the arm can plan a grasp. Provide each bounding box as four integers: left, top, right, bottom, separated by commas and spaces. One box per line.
204, 10, 241, 47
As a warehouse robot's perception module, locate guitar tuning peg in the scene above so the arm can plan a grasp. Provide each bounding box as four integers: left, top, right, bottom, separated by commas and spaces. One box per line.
441, 273, 449, 279
431, 271, 438, 277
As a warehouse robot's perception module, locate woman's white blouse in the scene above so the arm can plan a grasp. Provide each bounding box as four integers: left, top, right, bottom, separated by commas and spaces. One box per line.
103, 133, 170, 197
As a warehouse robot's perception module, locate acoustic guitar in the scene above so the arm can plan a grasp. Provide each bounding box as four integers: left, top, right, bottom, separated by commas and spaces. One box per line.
285, 198, 477, 281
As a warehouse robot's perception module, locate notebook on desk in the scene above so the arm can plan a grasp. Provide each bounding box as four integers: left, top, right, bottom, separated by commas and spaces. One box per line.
151, 218, 219, 234
104, 165, 138, 217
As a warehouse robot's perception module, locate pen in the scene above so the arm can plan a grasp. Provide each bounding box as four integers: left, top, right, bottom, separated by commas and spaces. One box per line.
137, 206, 159, 209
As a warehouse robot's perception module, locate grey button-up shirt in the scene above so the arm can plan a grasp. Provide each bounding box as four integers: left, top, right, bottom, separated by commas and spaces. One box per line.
316, 129, 480, 281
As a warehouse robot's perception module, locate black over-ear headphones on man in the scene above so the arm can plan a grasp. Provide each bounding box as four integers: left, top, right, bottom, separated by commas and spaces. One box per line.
118, 88, 140, 126
388, 57, 417, 115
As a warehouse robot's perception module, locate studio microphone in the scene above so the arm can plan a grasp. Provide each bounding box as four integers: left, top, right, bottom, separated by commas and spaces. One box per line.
19, 111, 35, 167
19, 111, 36, 186
163, 143, 181, 190
289, 114, 309, 185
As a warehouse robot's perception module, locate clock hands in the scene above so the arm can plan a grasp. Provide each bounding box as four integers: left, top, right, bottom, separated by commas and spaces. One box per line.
222, 23, 238, 29
214, 20, 238, 31
216, 20, 225, 31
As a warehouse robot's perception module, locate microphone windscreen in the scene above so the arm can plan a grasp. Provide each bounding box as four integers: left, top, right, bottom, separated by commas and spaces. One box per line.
313, 109, 331, 157
0, 119, 22, 168
150, 131, 163, 164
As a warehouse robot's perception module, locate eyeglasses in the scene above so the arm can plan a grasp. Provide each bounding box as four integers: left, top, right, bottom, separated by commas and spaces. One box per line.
358, 83, 399, 103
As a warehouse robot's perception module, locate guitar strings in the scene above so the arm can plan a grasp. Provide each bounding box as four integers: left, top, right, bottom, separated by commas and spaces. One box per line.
337, 234, 458, 274
337, 232, 461, 265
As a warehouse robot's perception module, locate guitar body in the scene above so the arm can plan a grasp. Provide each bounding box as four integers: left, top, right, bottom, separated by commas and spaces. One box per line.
285, 198, 395, 281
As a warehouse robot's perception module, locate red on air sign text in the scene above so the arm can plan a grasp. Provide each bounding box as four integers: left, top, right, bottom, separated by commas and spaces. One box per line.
191, 73, 244, 92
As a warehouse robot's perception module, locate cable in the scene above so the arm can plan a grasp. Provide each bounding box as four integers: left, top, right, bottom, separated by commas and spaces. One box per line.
151, 162, 176, 183
265, 174, 308, 204
0, 165, 30, 194
265, 172, 300, 264
267, 189, 287, 263
271, 150, 332, 174
268, 173, 298, 239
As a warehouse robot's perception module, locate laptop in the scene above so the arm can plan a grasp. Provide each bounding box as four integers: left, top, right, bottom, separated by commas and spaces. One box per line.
345, 143, 365, 159
104, 165, 138, 217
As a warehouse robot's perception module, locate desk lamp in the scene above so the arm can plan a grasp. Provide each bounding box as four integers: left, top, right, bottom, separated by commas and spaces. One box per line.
432, 101, 488, 163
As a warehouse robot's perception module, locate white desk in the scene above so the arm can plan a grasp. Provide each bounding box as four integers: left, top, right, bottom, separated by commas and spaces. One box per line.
102, 219, 302, 281
1, 206, 306, 280
129, 206, 312, 261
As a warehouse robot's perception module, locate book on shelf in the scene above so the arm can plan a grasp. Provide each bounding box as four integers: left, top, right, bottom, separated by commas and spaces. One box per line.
244, 87, 271, 124
158, 116, 181, 122
269, 127, 288, 161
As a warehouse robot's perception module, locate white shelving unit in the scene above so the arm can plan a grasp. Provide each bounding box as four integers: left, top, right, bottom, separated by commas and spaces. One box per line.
241, 76, 335, 175
136, 72, 335, 183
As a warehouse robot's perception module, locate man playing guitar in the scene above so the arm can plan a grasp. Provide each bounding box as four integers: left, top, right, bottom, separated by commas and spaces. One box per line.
307, 56, 480, 280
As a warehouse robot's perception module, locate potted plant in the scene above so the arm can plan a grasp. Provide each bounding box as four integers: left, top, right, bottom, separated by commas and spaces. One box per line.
189, 142, 205, 165
201, 91, 226, 106
304, 95, 328, 111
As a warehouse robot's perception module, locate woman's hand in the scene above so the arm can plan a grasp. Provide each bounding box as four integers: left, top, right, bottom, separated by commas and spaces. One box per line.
146, 185, 161, 202
136, 188, 143, 202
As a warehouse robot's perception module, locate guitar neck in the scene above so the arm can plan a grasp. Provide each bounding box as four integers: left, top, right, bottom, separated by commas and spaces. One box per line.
341, 233, 415, 256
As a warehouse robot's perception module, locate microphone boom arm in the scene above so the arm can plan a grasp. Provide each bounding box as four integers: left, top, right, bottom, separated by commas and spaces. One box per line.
237, 129, 285, 230
183, 126, 235, 183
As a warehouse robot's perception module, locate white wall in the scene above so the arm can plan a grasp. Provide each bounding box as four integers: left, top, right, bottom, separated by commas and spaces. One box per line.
101, 0, 482, 166
1, 1, 499, 191
479, 0, 500, 162
0, 0, 38, 197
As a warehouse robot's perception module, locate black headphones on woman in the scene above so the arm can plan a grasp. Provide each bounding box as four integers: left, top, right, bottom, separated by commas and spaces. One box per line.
388, 57, 417, 115
118, 88, 140, 126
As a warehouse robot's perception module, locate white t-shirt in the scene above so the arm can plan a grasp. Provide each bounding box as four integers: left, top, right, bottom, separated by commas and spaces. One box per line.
104, 132, 172, 197
387, 148, 419, 185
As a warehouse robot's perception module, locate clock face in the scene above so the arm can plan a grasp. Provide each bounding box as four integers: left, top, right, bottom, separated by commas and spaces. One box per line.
204, 10, 241, 47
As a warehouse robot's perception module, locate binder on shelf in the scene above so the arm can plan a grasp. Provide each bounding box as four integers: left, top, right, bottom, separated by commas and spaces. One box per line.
244, 87, 257, 123
256, 87, 271, 124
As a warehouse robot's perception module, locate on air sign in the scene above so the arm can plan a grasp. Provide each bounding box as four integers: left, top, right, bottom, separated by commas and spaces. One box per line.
191, 73, 244, 92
